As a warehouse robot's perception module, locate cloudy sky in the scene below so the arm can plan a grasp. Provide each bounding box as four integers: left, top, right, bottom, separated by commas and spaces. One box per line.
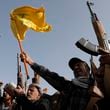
0, 0, 110, 95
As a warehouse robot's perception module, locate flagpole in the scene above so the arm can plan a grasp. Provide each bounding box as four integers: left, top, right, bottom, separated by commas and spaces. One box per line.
17, 39, 29, 79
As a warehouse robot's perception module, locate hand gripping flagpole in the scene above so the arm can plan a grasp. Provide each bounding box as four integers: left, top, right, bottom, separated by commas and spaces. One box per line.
17, 40, 29, 79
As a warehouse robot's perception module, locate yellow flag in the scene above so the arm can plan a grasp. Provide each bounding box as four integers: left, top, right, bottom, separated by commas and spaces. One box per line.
10, 6, 52, 41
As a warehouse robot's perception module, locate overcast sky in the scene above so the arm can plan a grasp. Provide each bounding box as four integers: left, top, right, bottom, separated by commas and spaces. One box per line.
0, 0, 110, 95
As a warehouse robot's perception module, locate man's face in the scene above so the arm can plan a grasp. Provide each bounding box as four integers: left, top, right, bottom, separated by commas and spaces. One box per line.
3, 90, 12, 101
27, 86, 40, 102
73, 62, 88, 78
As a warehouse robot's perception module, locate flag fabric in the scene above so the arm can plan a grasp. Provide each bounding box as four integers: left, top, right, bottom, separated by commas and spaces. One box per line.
10, 6, 52, 41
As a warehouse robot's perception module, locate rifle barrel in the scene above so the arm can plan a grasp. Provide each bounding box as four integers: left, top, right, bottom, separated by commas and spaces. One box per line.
87, 1, 94, 17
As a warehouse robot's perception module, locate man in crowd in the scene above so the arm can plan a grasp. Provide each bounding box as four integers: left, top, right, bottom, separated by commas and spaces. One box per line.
14, 83, 51, 110
93, 54, 110, 110
0, 83, 16, 110
20, 52, 95, 110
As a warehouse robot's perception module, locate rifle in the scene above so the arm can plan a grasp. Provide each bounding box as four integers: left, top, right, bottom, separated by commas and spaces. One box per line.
17, 53, 24, 88
87, 1, 110, 98
76, 1, 110, 97
76, 1, 110, 55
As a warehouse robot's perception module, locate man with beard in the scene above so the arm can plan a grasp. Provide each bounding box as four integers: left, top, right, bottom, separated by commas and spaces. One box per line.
14, 83, 51, 110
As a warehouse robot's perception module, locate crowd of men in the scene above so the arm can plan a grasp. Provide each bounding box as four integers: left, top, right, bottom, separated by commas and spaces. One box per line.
0, 50, 110, 110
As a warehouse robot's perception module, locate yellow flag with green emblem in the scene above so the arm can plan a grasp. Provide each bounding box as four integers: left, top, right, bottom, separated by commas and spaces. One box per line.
10, 6, 52, 41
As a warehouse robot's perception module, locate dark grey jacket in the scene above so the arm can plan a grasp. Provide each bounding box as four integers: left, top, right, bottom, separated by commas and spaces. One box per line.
31, 63, 93, 110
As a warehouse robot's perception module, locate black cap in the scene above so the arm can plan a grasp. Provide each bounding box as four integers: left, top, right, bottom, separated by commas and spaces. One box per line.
68, 57, 85, 70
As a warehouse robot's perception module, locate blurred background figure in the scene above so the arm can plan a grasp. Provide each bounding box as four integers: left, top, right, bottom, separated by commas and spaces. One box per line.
0, 82, 16, 110
0, 81, 3, 97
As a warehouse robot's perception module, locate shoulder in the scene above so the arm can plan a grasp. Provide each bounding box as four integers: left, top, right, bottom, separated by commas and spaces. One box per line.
38, 94, 51, 108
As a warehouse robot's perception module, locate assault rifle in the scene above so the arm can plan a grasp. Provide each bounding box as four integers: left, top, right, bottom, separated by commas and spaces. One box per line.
76, 1, 110, 97
17, 53, 24, 88
76, 1, 110, 56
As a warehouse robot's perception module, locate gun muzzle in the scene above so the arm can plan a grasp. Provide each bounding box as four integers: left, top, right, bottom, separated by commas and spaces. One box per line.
75, 37, 99, 56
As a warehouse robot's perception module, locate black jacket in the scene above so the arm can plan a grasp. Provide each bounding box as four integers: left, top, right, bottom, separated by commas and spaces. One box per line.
30, 63, 93, 110
14, 94, 50, 110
